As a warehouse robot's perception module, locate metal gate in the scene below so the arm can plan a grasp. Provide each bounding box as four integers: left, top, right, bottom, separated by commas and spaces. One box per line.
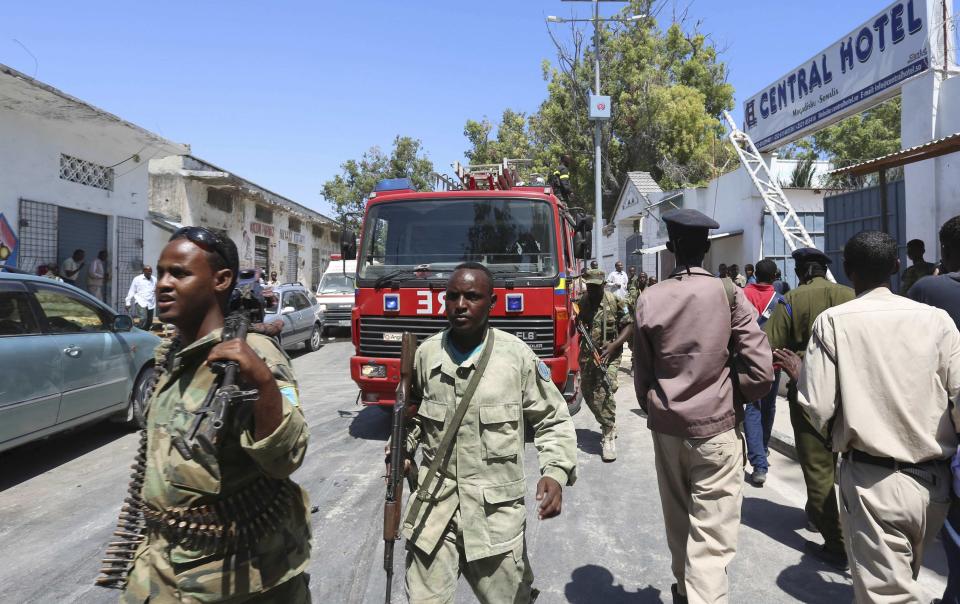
824, 180, 906, 290
254, 236, 269, 273
624, 233, 643, 272
58, 208, 108, 291
311, 247, 321, 291
116, 217, 144, 310
17, 199, 58, 274
286, 243, 299, 283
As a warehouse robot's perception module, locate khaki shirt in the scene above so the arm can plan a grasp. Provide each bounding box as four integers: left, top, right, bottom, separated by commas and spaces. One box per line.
132, 329, 311, 601
633, 267, 774, 438
402, 328, 577, 562
797, 287, 960, 463
765, 276, 855, 357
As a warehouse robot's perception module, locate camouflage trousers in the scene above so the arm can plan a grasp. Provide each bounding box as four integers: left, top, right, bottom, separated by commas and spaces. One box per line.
580, 355, 620, 431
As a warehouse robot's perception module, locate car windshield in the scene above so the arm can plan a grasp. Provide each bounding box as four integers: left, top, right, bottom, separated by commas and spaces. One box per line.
358, 198, 558, 280
318, 273, 355, 294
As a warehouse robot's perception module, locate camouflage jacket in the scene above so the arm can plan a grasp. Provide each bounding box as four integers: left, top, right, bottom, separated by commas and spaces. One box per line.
402, 328, 577, 562
576, 291, 633, 365
123, 329, 311, 603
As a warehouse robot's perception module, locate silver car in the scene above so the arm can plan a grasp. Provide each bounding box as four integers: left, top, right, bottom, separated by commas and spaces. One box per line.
262, 282, 323, 352
0, 270, 160, 453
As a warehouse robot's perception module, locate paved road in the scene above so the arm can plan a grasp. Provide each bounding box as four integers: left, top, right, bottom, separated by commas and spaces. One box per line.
0, 340, 948, 603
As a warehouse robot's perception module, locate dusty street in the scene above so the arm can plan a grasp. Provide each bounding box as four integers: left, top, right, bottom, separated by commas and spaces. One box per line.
0, 339, 949, 603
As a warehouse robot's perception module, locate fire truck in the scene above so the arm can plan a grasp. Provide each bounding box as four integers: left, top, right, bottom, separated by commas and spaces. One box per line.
343, 160, 593, 412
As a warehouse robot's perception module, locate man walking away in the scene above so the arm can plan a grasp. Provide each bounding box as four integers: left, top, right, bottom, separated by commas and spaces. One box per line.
908, 215, 960, 603
62, 249, 85, 286
578, 268, 633, 461
87, 250, 108, 301
634, 209, 773, 604
772, 269, 791, 295
901, 238, 937, 295
125, 265, 157, 330
764, 246, 853, 569
607, 261, 628, 299
401, 263, 577, 603
778, 230, 960, 603
741, 259, 785, 486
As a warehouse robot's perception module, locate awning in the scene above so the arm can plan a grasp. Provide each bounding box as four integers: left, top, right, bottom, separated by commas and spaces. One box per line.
632, 229, 743, 255
828, 131, 960, 177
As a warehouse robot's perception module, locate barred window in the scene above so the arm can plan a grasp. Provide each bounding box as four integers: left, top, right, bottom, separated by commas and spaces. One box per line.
255, 205, 273, 223
59, 154, 114, 191
206, 188, 234, 213
288, 217, 302, 232
330, 230, 340, 244
312, 224, 325, 238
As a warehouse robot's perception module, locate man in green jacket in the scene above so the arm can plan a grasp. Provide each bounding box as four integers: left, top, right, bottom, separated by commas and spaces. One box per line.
764, 247, 854, 570
401, 262, 578, 603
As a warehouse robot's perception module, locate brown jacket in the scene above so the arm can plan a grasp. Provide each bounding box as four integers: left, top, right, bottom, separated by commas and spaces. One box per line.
633, 267, 774, 438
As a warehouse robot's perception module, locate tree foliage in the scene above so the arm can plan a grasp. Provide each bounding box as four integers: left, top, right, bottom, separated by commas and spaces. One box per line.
321, 136, 434, 228
463, 0, 736, 218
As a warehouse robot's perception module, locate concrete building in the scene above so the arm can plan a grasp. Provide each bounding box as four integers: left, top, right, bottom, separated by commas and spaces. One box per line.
604, 159, 833, 288
148, 155, 339, 289
0, 63, 188, 308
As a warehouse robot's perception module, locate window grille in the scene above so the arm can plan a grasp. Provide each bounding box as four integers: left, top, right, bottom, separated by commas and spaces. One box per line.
17, 199, 58, 274
115, 217, 144, 310
312, 224, 324, 238
206, 189, 234, 213
255, 205, 273, 223
329, 230, 340, 244
59, 154, 114, 191
288, 217, 302, 232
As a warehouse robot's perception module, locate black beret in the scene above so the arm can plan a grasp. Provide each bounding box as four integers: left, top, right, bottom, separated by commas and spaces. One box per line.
661, 208, 720, 230
791, 247, 832, 265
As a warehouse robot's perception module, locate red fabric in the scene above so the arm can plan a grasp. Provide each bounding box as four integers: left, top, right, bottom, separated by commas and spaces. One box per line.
743, 283, 775, 315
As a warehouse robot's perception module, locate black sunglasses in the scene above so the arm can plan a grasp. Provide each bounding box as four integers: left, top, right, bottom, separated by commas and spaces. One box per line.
170, 226, 232, 268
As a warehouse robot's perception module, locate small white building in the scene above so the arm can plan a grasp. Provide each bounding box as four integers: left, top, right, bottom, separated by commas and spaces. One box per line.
604, 159, 833, 288
0, 63, 188, 307
148, 155, 339, 290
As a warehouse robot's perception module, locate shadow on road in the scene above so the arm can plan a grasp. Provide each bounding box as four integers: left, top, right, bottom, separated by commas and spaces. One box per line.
741, 496, 808, 554
564, 564, 662, 603
0, 422, 131, 491
575, 428, 603, 457
347, 406, 391, 441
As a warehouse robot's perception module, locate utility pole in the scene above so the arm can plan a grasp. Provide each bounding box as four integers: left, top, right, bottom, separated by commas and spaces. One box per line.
547, 1, 643, 267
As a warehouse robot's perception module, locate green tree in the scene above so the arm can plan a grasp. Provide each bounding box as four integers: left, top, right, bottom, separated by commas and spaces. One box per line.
811, 96, 901, 186
321, 135, 434, 227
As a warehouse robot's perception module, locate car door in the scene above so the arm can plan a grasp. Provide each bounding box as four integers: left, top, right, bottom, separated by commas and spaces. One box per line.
293, 291, 313, 343
281, 290, 303, 343
0, 281, 62, 449
30, 282, 129, 423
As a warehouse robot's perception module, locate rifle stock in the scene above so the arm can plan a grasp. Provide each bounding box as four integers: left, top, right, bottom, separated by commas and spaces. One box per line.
383, 332, 417, 603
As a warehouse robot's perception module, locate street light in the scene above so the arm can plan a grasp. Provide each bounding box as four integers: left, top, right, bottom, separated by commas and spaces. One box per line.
547, 1, 644, 268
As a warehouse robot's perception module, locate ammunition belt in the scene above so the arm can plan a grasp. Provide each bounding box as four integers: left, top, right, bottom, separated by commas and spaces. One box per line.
96, 429, 149, 589
144, 477, 296, 551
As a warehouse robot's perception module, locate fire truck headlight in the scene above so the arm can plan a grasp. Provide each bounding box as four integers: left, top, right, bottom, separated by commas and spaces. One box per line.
361, 363, 387, 378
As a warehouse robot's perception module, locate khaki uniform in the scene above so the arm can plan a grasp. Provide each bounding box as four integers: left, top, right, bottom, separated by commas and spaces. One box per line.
123, 329, 312, 603
402, 328, 578, 604
577, 290, 632, 431
634, 267, 773, 603
796, 288, 960, 601
764, 275, 854, 555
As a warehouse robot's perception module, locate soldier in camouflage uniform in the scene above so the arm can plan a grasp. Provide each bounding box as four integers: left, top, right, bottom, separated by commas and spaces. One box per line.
123, 227, 311, 603
401, 263, 577, 604
577, 269, 633, 462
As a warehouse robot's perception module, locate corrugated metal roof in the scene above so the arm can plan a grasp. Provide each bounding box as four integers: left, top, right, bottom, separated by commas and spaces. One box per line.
828, 132, 960, 176
627, 172, 663, 194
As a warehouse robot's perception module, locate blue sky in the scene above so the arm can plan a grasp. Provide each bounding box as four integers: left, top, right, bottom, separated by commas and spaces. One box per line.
0, 1, 936, 216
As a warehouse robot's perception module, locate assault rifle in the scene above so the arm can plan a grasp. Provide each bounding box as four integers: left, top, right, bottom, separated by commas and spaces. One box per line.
572, 302, 613, 394
383, 332, 417, 603
177, 312, 259, 458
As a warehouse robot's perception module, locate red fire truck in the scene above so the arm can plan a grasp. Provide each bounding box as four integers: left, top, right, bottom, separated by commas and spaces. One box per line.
343, 161, 593, 412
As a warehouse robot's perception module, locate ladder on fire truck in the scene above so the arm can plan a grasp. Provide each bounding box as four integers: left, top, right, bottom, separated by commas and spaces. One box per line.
448, 159, 539, 191
722, 111, 835, 282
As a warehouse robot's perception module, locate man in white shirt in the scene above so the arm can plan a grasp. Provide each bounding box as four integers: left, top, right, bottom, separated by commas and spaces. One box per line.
775, 230, 960, 602
87, 250, 109, 301
606, 261, 628, 299
125, 265, 157, 330
62, 249, 85, 286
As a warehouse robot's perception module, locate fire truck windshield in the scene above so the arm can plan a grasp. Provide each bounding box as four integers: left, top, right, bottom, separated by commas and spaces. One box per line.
358, 198, 558, 281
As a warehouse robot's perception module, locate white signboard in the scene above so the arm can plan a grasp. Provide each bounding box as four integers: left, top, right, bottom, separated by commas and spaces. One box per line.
743, 0, 940, 151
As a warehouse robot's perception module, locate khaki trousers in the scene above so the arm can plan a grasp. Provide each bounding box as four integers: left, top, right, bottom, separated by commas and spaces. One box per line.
652, 428, 744, 604
838, 458, 950, 603
405, 510, 535, 604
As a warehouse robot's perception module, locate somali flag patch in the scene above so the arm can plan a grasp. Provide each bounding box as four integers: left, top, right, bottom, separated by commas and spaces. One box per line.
280, 386, 300, 407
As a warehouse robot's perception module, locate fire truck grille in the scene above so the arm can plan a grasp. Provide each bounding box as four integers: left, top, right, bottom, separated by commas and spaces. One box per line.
359, 316, 555, 359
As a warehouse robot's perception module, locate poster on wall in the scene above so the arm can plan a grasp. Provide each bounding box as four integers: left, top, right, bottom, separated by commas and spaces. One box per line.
0, 213, 18, 267
742, 0, 945, 151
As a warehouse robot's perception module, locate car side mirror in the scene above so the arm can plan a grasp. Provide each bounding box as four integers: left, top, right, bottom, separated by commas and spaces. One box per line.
341, 229, 357, 261
281, 306, 296, 315
113, 314, 134, 332
573, 232, 592, 260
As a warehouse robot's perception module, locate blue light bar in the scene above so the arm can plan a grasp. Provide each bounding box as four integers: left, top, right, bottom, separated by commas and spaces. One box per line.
374, 178, 415, 192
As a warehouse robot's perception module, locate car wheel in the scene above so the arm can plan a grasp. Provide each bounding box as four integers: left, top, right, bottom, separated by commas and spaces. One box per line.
307, 323, 322, 352
117, 364, 156, 428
